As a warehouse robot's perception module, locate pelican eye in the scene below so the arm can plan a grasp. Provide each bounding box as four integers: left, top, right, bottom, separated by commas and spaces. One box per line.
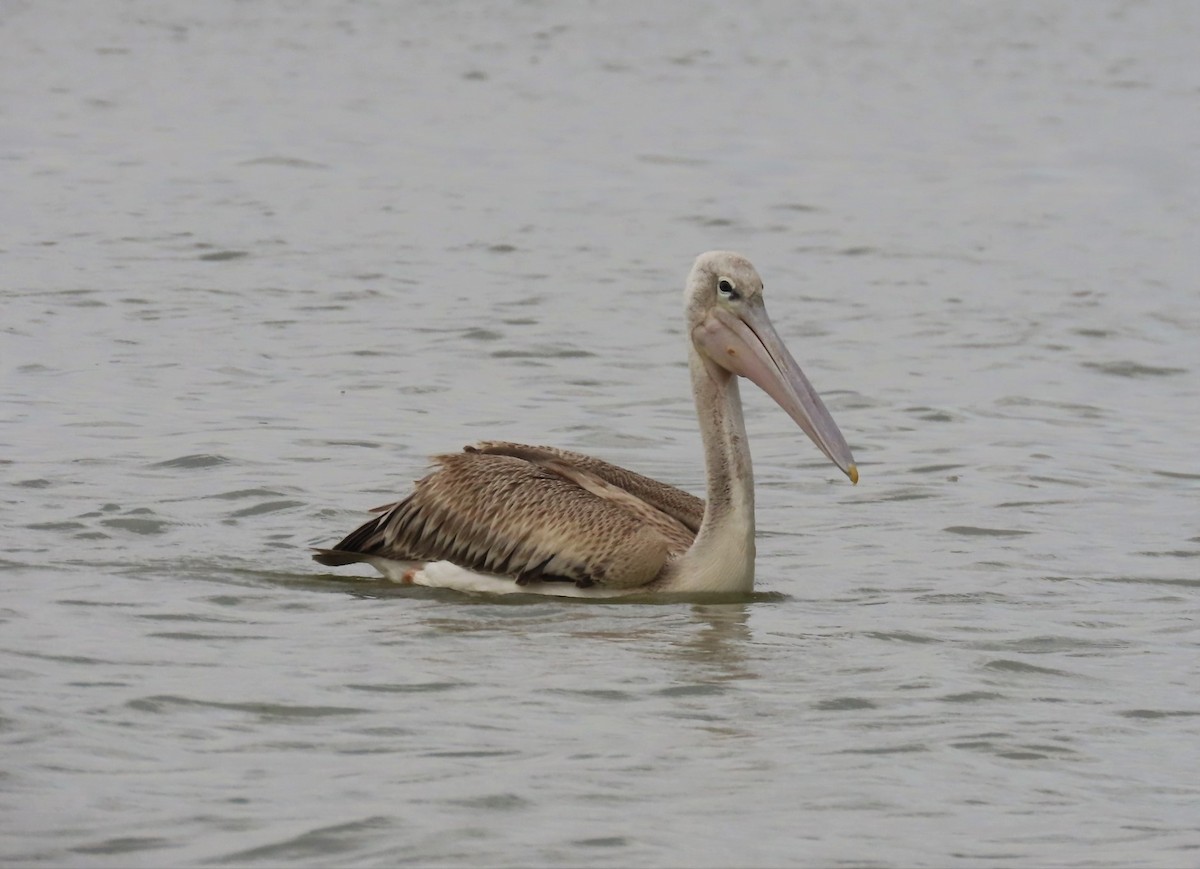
717, 278, 740, 301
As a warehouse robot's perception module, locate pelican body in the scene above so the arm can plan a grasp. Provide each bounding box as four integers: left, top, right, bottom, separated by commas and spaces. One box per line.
314, 252, 857, 597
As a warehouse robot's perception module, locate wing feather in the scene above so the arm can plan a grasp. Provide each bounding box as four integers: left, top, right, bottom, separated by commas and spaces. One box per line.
469, 441, 705, 533
314, 446, 694, 589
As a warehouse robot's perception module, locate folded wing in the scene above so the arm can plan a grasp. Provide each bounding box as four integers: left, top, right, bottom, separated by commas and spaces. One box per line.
313, 444, 700, 589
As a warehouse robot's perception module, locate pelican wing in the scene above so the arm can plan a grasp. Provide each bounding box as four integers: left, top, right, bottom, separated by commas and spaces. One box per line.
313, 446, 696, 589
469, 441, 705, 533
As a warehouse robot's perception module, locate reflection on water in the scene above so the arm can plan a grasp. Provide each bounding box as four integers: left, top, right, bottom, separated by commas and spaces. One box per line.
670, 604, 756, 683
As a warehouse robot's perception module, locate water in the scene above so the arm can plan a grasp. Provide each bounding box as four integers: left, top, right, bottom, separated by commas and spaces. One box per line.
3, 1, 1199, 865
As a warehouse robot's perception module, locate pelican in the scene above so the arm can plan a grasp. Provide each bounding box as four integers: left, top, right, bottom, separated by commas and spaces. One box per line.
314, 251, 857, 597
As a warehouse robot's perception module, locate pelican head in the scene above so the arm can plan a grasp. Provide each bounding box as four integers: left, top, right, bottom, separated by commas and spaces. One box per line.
686, 251, 858, 483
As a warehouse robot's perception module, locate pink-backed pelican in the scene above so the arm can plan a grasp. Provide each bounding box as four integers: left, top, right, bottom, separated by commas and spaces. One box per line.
314, 251, 857, 596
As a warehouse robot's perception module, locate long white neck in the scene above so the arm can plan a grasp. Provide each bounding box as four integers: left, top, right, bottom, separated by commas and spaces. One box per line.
669, 346, 757, 593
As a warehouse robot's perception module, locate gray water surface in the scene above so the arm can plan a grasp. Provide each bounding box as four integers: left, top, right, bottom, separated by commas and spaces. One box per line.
4, 2, 1200, 866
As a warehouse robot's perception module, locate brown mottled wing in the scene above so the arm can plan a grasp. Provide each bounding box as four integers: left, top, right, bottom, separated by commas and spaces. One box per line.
469, 441, 705, 533
313, 449, 690, 589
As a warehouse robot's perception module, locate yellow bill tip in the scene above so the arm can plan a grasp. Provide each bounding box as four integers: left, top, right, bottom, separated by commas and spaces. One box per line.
847, 464, 859, 485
